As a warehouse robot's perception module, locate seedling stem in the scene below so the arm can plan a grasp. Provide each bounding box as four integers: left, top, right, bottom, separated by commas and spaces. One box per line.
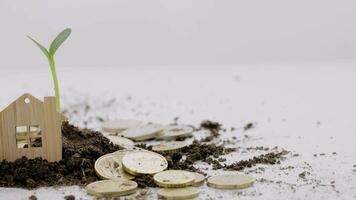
28, 28, 71, 112
49, 57, 60, 111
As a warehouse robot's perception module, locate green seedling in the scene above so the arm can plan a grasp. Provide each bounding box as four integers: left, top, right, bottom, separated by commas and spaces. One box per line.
28, 28, 71, 112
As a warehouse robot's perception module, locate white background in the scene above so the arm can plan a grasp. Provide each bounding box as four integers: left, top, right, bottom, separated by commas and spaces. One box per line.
1, 0, 356, 68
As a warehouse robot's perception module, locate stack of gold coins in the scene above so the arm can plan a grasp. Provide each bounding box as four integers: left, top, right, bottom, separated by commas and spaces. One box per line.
152, 170, 205, 199
85, 179, 137, 197
207, 173, 255, 189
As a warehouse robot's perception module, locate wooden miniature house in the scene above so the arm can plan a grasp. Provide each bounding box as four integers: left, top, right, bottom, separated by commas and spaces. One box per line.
0, 93, 62, 162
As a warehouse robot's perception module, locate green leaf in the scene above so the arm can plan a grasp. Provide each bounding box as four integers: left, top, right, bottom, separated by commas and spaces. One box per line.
49, 28, 71, 56
27, 36, 49, 59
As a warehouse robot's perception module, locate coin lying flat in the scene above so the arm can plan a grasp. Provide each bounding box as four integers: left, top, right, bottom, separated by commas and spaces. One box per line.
157, 187, 200, 200
152, 141, 189, 152
122, 124, 164, 141
154, 170, 196, 188
207, 174, 255, 189
102, 120, 142, 133
106, 135, 135, 148
159, 125, 194, 140
189, 172, 205, 187
95, 154, 134, 180
86, 179, 137, 197
122, 151, 168, 175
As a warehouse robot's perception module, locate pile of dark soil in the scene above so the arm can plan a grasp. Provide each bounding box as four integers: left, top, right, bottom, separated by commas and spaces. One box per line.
0, 120, 288, 190
0, 121, 122, 189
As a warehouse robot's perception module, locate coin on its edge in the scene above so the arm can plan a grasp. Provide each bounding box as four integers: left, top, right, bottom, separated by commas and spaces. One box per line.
122, 151, 168, 175
86, 179, 137, 197
154, 170, 195, 188
207, 174, 255, 189
157, 187, 200, 200
159, 125, 194, 140
95, 154, 134, 180
102, 120, 142, 133
152, 141, 189, 152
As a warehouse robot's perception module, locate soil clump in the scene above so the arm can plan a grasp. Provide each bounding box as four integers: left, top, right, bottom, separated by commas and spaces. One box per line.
0, 121, 122, 189
199, 120, 222, 142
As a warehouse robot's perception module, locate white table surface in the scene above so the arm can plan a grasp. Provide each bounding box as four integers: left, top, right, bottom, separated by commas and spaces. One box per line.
0, 64, 355, 199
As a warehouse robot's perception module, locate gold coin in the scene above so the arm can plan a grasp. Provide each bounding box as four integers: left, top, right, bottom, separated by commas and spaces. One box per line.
152, 141, 189, 152
102, 120, 142, 133
85, 179, 137, 197
189, 172, 205, 186
157, 187, 200, 200
159, 125, 194, 140
95, 154, 134, 180
122, 124, 164, 141
207, 174, 255, 189
154, 170, 195, 188
122, 151, 168, 175
106, 135, 135, 148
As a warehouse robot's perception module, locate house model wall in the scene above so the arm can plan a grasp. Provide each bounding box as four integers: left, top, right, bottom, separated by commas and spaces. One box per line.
0, 93, 62, 162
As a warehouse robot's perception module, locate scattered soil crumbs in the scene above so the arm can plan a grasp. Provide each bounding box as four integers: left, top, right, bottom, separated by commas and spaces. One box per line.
0, 121, 122, 189
222, 151, 289, 171
199, 120, 222, 142
137, 143, 287, 188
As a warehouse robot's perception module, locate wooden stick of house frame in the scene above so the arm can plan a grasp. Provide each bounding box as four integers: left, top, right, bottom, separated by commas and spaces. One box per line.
0, 93, 62, 162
